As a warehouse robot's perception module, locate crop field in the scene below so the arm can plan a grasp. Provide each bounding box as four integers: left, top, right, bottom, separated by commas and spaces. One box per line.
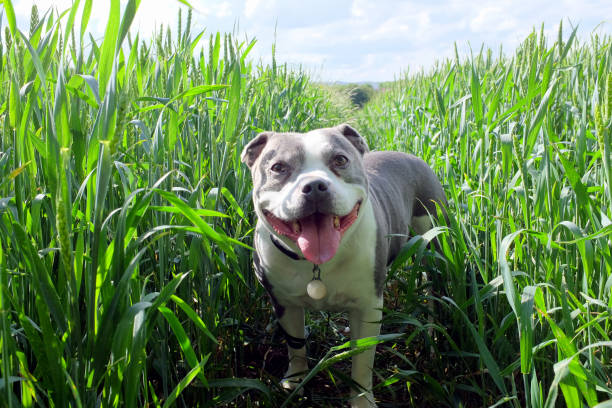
0, 1, 611, 407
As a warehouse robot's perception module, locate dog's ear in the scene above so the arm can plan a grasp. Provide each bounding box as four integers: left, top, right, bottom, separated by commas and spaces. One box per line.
336, 124, 369, 156
241, 132, 272, 168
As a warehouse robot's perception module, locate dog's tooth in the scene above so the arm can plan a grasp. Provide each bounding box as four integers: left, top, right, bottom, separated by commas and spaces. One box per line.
333, 216, 340, 228
292, 221, 301, 234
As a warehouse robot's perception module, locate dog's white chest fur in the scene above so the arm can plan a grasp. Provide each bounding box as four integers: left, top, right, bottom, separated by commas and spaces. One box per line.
255, 199, 378, 312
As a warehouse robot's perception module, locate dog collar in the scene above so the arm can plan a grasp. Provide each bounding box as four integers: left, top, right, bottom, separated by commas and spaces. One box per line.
269, 234, 327, 300
269, 234, 304, 260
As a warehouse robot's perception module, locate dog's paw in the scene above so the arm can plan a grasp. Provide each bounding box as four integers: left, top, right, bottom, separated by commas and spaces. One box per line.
280, 376, 304, 395
281, 356, 308, 394
350, 393, 377, 408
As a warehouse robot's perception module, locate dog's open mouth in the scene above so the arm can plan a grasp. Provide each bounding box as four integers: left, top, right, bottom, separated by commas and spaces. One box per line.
263, 201, 362, 264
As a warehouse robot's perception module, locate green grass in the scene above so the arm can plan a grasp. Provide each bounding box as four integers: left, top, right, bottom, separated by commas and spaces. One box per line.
0, 1, 610, 406
0, 1, 347, 406
356, 23, 612, 406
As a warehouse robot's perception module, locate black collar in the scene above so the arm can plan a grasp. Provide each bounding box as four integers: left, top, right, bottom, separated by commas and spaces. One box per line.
270, 234, 304, 261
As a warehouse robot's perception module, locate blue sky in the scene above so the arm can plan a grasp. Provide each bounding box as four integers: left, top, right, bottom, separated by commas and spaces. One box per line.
9, 0, 612, 82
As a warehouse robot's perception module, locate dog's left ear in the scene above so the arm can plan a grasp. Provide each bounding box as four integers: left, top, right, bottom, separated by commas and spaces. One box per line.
336, 124, 369, 156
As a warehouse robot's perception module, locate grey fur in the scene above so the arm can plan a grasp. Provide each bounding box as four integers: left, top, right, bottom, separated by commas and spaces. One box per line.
363, 151, 446, 294
243, 133, 306, 202
335, 124, 370, 155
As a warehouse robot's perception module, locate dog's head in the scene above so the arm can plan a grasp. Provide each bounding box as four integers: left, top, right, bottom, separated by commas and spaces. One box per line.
241, 124, 370, 264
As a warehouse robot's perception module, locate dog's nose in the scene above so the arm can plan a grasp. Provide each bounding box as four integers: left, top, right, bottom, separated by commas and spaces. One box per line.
301, 179, 329, 195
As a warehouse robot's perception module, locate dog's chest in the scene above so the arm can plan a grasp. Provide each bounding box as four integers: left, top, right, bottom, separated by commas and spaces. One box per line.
255, 203, 378, 311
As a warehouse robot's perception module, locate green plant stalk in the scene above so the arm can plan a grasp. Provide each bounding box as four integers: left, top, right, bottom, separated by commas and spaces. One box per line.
596, 106, 612, 212
57, 148, 73, 284
0, 243, 14, 408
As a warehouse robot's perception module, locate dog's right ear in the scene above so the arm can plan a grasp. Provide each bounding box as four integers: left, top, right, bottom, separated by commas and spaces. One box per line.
336, 124, 369, 156
241, 132, 272, 168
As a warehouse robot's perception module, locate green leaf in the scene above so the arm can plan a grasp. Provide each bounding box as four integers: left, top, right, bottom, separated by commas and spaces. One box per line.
556, 221, 594, 290
63, 0, 81, 47
220, 187, 245, 219
171, 295, 217, 343
170, 84, 228, 104
116, 0, 141, 54
80, 0, 93, 40
525, 78, 558, 153
549, 137, 592, 215
159, 306, 208, 386
499, 230, 525, 317
470, 64, 483, 127
281, 333, 403, 407
154, 189, 235, 258
12, 223, 67, 334
8, 77, 19, 129
519, 286, 539, 373
162, 356, 208, 408
444, 297, 508, 396
77, 74, 101, 105
560, 25, 578, 62
207, 378, 271, 404
224, 62, 242, 143
2, 0, 16, 37
110, 301, 152, 364
98, 0, 120, 97
541, 314, 598, 406
18, 30, 48, 98
175, 0, 194, 7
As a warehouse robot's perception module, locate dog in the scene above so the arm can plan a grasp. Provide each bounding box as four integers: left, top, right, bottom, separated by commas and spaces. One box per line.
241, 124, 446, 407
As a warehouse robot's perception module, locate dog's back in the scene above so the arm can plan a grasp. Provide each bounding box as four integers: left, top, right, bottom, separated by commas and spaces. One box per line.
364, 151, 446, 291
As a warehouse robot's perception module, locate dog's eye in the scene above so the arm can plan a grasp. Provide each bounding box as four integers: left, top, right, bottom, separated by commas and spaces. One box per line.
333, 155, 349, 168
271, 162, 287, 173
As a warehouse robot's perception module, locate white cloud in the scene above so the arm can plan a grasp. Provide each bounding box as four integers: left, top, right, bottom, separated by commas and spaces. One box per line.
470, 6, 518, 33
215, 2, 232, 18
7, 0, 612, 82
244, 0, 262, 18
252, 0, 612, 81
350, 0, 366, 18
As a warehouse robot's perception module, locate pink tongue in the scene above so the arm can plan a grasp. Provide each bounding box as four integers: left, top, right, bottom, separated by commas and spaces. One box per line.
296, 214, 341, 264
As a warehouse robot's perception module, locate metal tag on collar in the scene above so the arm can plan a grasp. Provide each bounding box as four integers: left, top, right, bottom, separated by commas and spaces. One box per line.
306, 264, 327, 300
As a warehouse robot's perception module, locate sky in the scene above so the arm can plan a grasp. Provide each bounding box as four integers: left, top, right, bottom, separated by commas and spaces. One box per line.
7, 0, 612, 82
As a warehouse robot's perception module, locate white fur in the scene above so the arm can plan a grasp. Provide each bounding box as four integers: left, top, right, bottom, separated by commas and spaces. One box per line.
256, 199, 380, 407
255, 131, 381, 406
258, 129, 367, 221
255, 198, 377, 311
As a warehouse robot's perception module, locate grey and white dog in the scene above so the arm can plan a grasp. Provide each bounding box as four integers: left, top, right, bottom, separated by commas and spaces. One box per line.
241, 124, 446, 407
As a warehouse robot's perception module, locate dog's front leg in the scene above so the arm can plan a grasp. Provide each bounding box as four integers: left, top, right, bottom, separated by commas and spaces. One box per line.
278, 306, 308, 391
349, 300, 382, 408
